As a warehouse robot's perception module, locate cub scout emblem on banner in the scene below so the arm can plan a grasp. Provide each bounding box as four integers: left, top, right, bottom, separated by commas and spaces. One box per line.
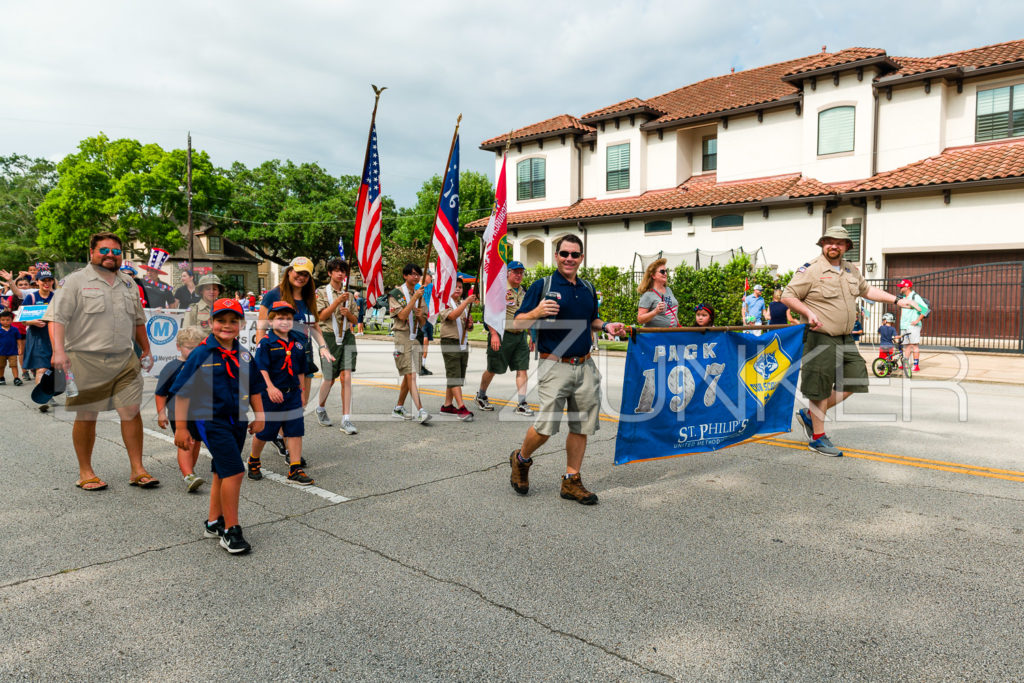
614, 326, 805, 465
739, 337, 792, 406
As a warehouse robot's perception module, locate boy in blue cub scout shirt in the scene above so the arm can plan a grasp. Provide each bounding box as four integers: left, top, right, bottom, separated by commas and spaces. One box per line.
248, 301, 313, 486
171, 298, 265, 555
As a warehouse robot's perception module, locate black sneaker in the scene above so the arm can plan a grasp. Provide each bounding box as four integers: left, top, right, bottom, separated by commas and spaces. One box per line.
12, 377, 22, 386
0, 378, 6, 385
272, 436, 289, 457
247, 457, 262, 481
288, 467, 314, 486
419, 365, 433, 376
220, 525, 251, 554
203, 516, 225, 539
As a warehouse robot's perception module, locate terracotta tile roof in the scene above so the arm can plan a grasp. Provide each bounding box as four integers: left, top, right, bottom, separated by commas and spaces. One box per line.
481, 114, 594, 148
784, 48, 888, 77
465, 206, 567, 230
580, 97, 664, 121
848, 140, 1024, 192
466, 174, 839, 229
642, 54, 816, 126
886, 39, 1024, 78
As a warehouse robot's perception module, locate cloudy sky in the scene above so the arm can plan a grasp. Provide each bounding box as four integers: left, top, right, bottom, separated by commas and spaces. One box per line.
2, 0, 1022, 207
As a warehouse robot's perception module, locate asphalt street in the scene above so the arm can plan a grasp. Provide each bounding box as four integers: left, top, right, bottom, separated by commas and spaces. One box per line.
1, 337, 1023, 681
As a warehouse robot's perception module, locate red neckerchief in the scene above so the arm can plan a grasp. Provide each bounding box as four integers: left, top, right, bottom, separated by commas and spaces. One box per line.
216, 345, 239, 378
276, 337, 295, 376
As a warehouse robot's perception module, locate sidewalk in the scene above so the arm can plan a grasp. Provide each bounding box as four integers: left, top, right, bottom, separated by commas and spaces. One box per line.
860, 347, 1024, 385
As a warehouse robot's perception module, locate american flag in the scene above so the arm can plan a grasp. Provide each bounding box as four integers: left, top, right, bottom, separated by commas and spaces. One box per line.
431, 135, 460, 311
354, 123, 384, 305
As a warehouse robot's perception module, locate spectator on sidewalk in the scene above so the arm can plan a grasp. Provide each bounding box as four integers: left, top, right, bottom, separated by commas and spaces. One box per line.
19, 269, 57, 410
897, 279, 928, 373
637, 258, 679, 328
173, 269, 201, 309
743, 284, 767, 333
0, 309, 24, 386
49, 231, 157, 491
768, 288, 794, 325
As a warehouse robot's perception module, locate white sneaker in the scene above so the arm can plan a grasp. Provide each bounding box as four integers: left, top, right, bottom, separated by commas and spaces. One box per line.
340, 419, 358, 435
515, 402, 534, 416
316, 407, 333, 427
183, 473, 205, 492
391, 406, 412, 420
417, 408, 432, 425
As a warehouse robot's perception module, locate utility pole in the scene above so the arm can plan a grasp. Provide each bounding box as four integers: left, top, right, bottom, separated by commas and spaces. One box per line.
186, 132, 194, 271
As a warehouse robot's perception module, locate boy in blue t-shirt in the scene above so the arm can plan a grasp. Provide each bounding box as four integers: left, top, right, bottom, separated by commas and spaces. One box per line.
248, 301, 313, 485
0, 310, 25, 385
878, 313, 897, 359
155, 326, 207, 492
171, 299, 265, 555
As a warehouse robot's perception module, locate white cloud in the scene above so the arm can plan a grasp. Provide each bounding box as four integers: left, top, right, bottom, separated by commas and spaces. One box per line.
1, 0, 1022, 208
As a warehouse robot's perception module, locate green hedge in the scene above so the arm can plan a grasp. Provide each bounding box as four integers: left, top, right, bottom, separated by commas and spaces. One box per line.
518, 255, 792, 326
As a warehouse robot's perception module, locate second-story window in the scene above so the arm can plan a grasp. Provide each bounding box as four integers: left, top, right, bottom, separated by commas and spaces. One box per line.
817, 106, 855, 155
606, 143, 630, 191
702, 136, 717, 172
976, 85, 1024, 141
516, 158, 545, 201
207, 234, 222, 253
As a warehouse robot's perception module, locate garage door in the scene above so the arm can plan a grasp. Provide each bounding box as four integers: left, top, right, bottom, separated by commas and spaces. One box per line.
885, 249, 1024, 279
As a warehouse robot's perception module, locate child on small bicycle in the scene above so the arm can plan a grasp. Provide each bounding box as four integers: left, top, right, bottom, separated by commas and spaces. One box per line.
878, 313, 897, 359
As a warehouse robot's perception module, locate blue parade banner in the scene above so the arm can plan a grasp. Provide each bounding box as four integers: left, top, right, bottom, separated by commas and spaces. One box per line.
614, 326, 806, 465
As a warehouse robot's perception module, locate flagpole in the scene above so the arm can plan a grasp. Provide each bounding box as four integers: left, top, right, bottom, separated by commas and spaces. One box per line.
351, 84, 386, 296
422, 113, 462, 276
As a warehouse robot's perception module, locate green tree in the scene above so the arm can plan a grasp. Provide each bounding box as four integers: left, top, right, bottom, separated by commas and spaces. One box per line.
220, 160, 397, 270
35, 134, 229, 261
0, 155, 58, 271
391, 170, 494, 275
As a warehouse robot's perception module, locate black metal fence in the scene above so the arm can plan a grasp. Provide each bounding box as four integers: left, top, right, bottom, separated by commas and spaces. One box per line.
861, 261, 1024, 353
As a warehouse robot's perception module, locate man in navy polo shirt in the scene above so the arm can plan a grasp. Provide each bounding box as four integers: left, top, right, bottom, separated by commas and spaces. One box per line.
508, 234, 626, 505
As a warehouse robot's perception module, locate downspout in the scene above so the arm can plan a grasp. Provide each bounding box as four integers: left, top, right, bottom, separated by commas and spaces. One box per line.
579, 220, 587, 268
573, 138, 584, 202
871, 86, 880, 177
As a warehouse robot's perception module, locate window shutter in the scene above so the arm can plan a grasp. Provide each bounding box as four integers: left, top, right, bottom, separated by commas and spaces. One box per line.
976, 86, 1012, 141
516, 158, 545, 200
842, 221, 862, 262
817, 106, 855, 155
606, 143, 630, 191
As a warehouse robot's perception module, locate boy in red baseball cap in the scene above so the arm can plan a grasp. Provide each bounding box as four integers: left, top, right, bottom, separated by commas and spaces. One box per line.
170, 298, 265, 555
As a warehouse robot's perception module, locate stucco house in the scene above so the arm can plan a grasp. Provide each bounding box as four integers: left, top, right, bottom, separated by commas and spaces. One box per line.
468, 39, 1024, 281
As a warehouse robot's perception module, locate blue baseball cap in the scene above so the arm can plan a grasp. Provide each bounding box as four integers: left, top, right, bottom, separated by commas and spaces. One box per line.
506, 261, 525, 271
120, 264, 138, 276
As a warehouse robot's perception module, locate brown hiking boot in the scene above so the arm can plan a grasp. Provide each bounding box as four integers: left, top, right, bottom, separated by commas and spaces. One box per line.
560, 473, 598, 505
509, 449, 531, 495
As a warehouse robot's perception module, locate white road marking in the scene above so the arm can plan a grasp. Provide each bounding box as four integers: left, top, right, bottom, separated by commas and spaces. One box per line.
133, 423, 350, 503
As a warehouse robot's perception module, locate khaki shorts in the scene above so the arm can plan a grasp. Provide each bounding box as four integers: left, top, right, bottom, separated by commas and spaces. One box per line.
65, 349, 143, 412
440, 339, 469, 387
902, 326, 922, 345
323, 330, 357, 376
486, 331, 530, 374
0, 356, 16, 371
393, 336, 422, 376
533, 358, 602, 436
800, 332, 868, 401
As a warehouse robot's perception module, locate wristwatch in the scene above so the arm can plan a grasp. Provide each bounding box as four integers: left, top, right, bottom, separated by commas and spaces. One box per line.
601, 322, 611, 333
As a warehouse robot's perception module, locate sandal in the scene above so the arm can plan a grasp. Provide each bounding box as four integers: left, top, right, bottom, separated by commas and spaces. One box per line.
129, 474, 160, 488
75, 477, 108, 491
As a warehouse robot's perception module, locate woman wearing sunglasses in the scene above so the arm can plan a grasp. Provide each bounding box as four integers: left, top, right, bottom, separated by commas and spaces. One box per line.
637, 258, 679, 327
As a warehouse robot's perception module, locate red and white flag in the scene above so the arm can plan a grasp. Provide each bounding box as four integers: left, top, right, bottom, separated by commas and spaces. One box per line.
482, 153, 509, 338
354, 123, 384, 305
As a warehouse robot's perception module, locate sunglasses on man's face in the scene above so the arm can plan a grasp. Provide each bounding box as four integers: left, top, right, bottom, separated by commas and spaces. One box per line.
97, 247, 122, 256
558, 250, 582, 259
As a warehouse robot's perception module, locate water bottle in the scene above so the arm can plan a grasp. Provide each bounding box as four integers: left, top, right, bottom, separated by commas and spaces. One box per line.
544, 292, 559, 323
65, 370, 79, 398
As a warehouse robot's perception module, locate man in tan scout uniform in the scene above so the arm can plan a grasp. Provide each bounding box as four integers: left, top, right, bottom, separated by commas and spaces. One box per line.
475, 260, 534, 415
388, 263, 430, 424
782, 226, 913, 457
49, 231, 158, 491
182, 274, 224, 331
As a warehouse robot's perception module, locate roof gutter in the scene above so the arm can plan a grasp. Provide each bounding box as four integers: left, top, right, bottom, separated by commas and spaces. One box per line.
842, 176, 1024, 200
781, 55, 900, 83
480, 128, 591, 151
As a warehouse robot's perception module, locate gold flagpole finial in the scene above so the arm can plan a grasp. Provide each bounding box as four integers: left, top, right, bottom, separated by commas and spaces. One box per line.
504, 131, 513, 154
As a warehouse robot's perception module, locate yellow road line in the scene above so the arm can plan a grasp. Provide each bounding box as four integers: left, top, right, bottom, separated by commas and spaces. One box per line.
354, 379, 1019, 483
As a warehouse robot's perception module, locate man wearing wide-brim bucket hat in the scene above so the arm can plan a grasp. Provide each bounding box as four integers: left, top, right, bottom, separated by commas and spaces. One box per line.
782, 226, 914, 457
183, 274, 225, 331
